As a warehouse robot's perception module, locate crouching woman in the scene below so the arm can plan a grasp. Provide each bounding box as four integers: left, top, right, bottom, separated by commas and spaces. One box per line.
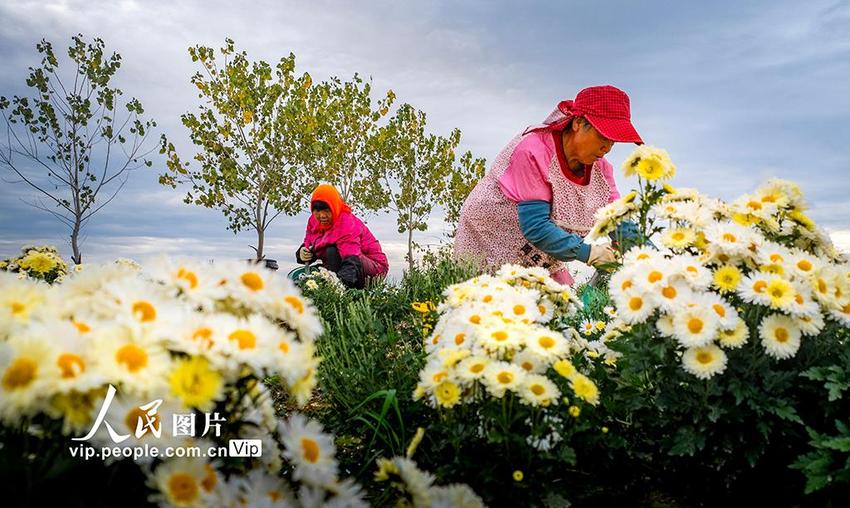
295, 184, 389, 289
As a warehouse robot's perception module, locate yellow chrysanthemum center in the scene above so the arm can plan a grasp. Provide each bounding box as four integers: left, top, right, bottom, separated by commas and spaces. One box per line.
637, 253, 650, 260
530, 384, 545, 396
672, 232, 685, 241
492, 330, 509, 342
775, 328, 789, 343
431, 335, 440, 345
482, 295, 493, 303
712, 304, 726, 318
116, 344, 148, 372
497, 372, 513, 384
628, 297, 643, 311
521, 362, 534, 371
284, 295, 304, 315
469, 315, 481, 325
746, 200, 763, 211
796, 260, 813, 272
177, 268, 199, 289
753, 280, 767, 293
132, 301, 157, 322
240, 272, 264, 291
696, 351, 713, 364
538, 336, 555, 349
168, 473, 199, 503
301, 438, 320, 463
662, 286, 677, 299
228, 329, 256, 350
73, 320, 91, 333
2, 358, 36, 390
687, 318, 704, 334
57, 353, 85, 379
648, 271, 663, 283
10, 302, 25, 315
470, 363, 485, 374
513, 304, 526, 316
192, 327, 214, 348
278, 341, 290, 354
621, 280, 633, 290
722, 233, 737, 243
125, 406, 159, 436
454, 333, 465, 346
432, 371, 448, 383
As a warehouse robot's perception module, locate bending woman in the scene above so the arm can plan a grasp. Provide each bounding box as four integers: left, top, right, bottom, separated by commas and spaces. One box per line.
296, 184, 389, 289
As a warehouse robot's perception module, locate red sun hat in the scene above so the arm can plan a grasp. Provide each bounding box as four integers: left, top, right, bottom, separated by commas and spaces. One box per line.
558, 85, 643, 144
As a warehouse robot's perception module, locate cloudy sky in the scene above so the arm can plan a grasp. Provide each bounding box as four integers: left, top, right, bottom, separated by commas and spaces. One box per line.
1, 0, 849, 279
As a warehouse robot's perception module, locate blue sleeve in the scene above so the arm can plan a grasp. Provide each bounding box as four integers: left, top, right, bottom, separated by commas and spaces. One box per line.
610, 221, 640, 243
518, 200, 591, 263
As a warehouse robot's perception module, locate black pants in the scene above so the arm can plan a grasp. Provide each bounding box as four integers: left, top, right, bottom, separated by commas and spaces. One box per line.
322, 245, 365, 289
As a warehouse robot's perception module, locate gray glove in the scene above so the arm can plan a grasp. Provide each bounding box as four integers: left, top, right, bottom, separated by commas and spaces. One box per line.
587, 244, 617, 267
298, 245, 314, 262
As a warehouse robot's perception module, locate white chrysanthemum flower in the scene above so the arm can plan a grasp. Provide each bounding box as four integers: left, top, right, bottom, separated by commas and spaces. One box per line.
482, 361, 526, 398
536, 298, 556, 323
788, 251, 822, 281
705, 221, 756, 258
512, 349, 546, 374
738, 273, 773, 306
661, 227, 696, 250
430, 484, 485, 508
518, 374, 561, 407
474, 318, 524, 355
91, 327, 171, 397
144, 256, 227, 311
235, 468, 295, 507
828, 300, 850, 327
672, 303, 719, 348
759, 314, 802, 359
702, 293, 739, 330
652, 280, 692, 314
523, 328, 570, 362
265, 290, 323, 342
797, 311, 825, 337
495, 291, 543, 324
757, 241, 793, 270
417, 361, 452, 392
613, 290, 656, 325
732, 193, 779, 221
682, 344, 727, 379
0, 272, 47, 328
99, 277, 184, 330
39, 321, 105, 394
718, 318, 749, 349
0, 335, 57, 422
670, 254, 712, 290
622, 246, 661, 266
215, 313, 281, 375
635, 259, 674, 292
455, 356, 491, 383
147, 456, 212, 508
656, 313, 675, 337
280, 414, 338, 488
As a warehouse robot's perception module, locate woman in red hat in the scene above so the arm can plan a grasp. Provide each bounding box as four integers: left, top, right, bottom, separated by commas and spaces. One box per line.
295, 184, 389, 289
453, 85, 643, 285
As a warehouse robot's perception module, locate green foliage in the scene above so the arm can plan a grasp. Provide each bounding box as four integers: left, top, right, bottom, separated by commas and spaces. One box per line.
310, 74, 395, 208
0, 35, 156, 263
791, 344, 850, 497
160, 39, 319, 259
368, 104, 484, 270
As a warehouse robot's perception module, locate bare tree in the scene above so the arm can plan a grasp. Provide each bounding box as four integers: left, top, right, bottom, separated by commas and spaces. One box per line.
0, 35, 156, 264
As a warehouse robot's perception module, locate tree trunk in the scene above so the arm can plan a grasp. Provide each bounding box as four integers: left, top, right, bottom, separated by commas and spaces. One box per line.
407, 227, 414, 273
71, 217, 82, 265
256, 227, 265, 261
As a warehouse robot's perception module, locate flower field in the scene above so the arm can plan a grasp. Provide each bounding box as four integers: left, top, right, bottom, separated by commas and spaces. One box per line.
1, 147, 849, 506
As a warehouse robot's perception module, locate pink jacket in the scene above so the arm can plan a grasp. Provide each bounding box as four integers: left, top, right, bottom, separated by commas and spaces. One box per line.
303, 212, 389, 277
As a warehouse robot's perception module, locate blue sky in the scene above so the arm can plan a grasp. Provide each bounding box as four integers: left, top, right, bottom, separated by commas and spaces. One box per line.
1, 0, 849, 278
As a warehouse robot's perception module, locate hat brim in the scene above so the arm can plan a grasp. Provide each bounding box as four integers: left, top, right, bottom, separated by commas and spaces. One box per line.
585, 114, 643, 145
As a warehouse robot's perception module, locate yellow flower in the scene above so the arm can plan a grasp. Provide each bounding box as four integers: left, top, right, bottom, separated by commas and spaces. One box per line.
169, 357, 223, 411
732, 212, 760, 226
601, 426, 609, 433
512, 470, 524, 482
622, 191, 638, 203
765, 277, 795, 309
552, 359, 577, 379
713, 265, 742, 293
434, 380, 461, 408
406, 427, 426, 459
411, 301, 432, 314
242, 110, 253, 125
375, 457, 400, 481
570, 373, 600, 405
661, 228, 696, 249
568, 405, 581, 418
18, 250, 58, 275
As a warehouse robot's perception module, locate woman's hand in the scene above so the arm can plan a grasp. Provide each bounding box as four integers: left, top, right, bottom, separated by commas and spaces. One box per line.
298, 245, 314, 262
587, 244, 616, 267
